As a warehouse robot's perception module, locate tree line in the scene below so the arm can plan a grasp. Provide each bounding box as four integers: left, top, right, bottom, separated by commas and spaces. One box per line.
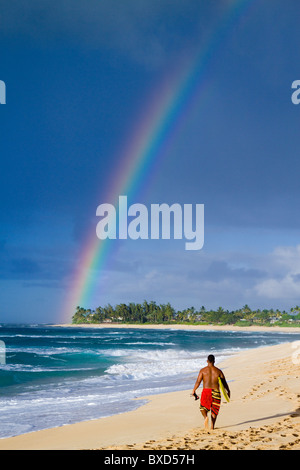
71, 301, 300, 327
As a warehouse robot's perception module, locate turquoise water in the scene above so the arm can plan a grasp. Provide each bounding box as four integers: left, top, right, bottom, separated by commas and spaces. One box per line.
0, 325, 299, 438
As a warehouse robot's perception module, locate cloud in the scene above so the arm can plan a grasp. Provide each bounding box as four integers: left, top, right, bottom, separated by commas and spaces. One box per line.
254, 275, 300, 300
253, 245, 300, 302
0, 244, 71, 284
0, 0, 225, 68
84, 241, 300, 311
203, 260, 266, 283
81, 242, 263, 309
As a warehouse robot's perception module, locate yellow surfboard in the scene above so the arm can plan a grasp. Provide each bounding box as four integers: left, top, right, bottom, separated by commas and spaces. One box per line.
218, 377, 230, 402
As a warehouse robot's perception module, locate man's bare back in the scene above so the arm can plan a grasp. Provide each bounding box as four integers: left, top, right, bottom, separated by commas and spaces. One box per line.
192, 356, 230, 394
199, 364, 223, 389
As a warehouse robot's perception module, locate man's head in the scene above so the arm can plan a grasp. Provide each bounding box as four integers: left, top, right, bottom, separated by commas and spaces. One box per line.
207, 354, 215, 364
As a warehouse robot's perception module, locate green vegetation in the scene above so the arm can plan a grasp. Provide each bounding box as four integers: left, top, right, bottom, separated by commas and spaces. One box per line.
72, 302, 300, 327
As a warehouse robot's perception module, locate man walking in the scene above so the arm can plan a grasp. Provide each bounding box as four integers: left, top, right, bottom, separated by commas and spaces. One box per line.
192, 354, 230, 430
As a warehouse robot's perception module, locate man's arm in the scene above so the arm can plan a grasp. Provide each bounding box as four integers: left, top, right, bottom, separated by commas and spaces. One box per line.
192, 369, 203, 394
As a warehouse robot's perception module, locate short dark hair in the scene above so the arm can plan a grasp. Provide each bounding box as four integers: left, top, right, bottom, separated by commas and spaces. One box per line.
207, 354, 215, 364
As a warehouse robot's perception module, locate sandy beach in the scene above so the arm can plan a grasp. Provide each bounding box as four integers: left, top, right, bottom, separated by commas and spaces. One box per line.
0, 324, 299, 450
52, 322, 300, 334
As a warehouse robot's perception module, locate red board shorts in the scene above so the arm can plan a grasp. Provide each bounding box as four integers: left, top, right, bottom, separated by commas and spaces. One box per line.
200, 388, 221, 416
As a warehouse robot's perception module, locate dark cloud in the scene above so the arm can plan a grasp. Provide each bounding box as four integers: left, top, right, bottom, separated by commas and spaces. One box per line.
0, 248, 71, 283
204, 260, 266, 283
0, 0, 226, 68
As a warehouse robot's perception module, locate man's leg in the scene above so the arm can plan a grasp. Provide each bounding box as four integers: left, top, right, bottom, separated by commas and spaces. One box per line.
211, 412, 217, 430
200, 408, 209, 429
211, 390, 221, 430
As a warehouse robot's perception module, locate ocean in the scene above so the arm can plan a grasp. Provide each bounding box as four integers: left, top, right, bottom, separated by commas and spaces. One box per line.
0, 324, 299, 439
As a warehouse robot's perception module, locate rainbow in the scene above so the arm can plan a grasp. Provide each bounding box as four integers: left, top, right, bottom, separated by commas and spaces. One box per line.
61, 0, 255, 322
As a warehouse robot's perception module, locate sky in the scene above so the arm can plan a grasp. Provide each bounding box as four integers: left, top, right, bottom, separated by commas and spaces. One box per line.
1, 0, 300, 324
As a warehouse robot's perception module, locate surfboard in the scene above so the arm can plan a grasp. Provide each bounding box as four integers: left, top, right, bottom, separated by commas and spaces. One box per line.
218, 377, 230, 402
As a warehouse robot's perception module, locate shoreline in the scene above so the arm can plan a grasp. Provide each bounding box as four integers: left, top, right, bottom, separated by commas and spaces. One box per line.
0, 340, 300, 450
51, 322, 300, 334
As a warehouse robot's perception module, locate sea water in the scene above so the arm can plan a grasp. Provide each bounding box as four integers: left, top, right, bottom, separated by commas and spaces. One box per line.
0, 325, 299, 439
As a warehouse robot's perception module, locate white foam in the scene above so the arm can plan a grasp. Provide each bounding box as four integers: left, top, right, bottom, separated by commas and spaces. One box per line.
105, 347, 240, 381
